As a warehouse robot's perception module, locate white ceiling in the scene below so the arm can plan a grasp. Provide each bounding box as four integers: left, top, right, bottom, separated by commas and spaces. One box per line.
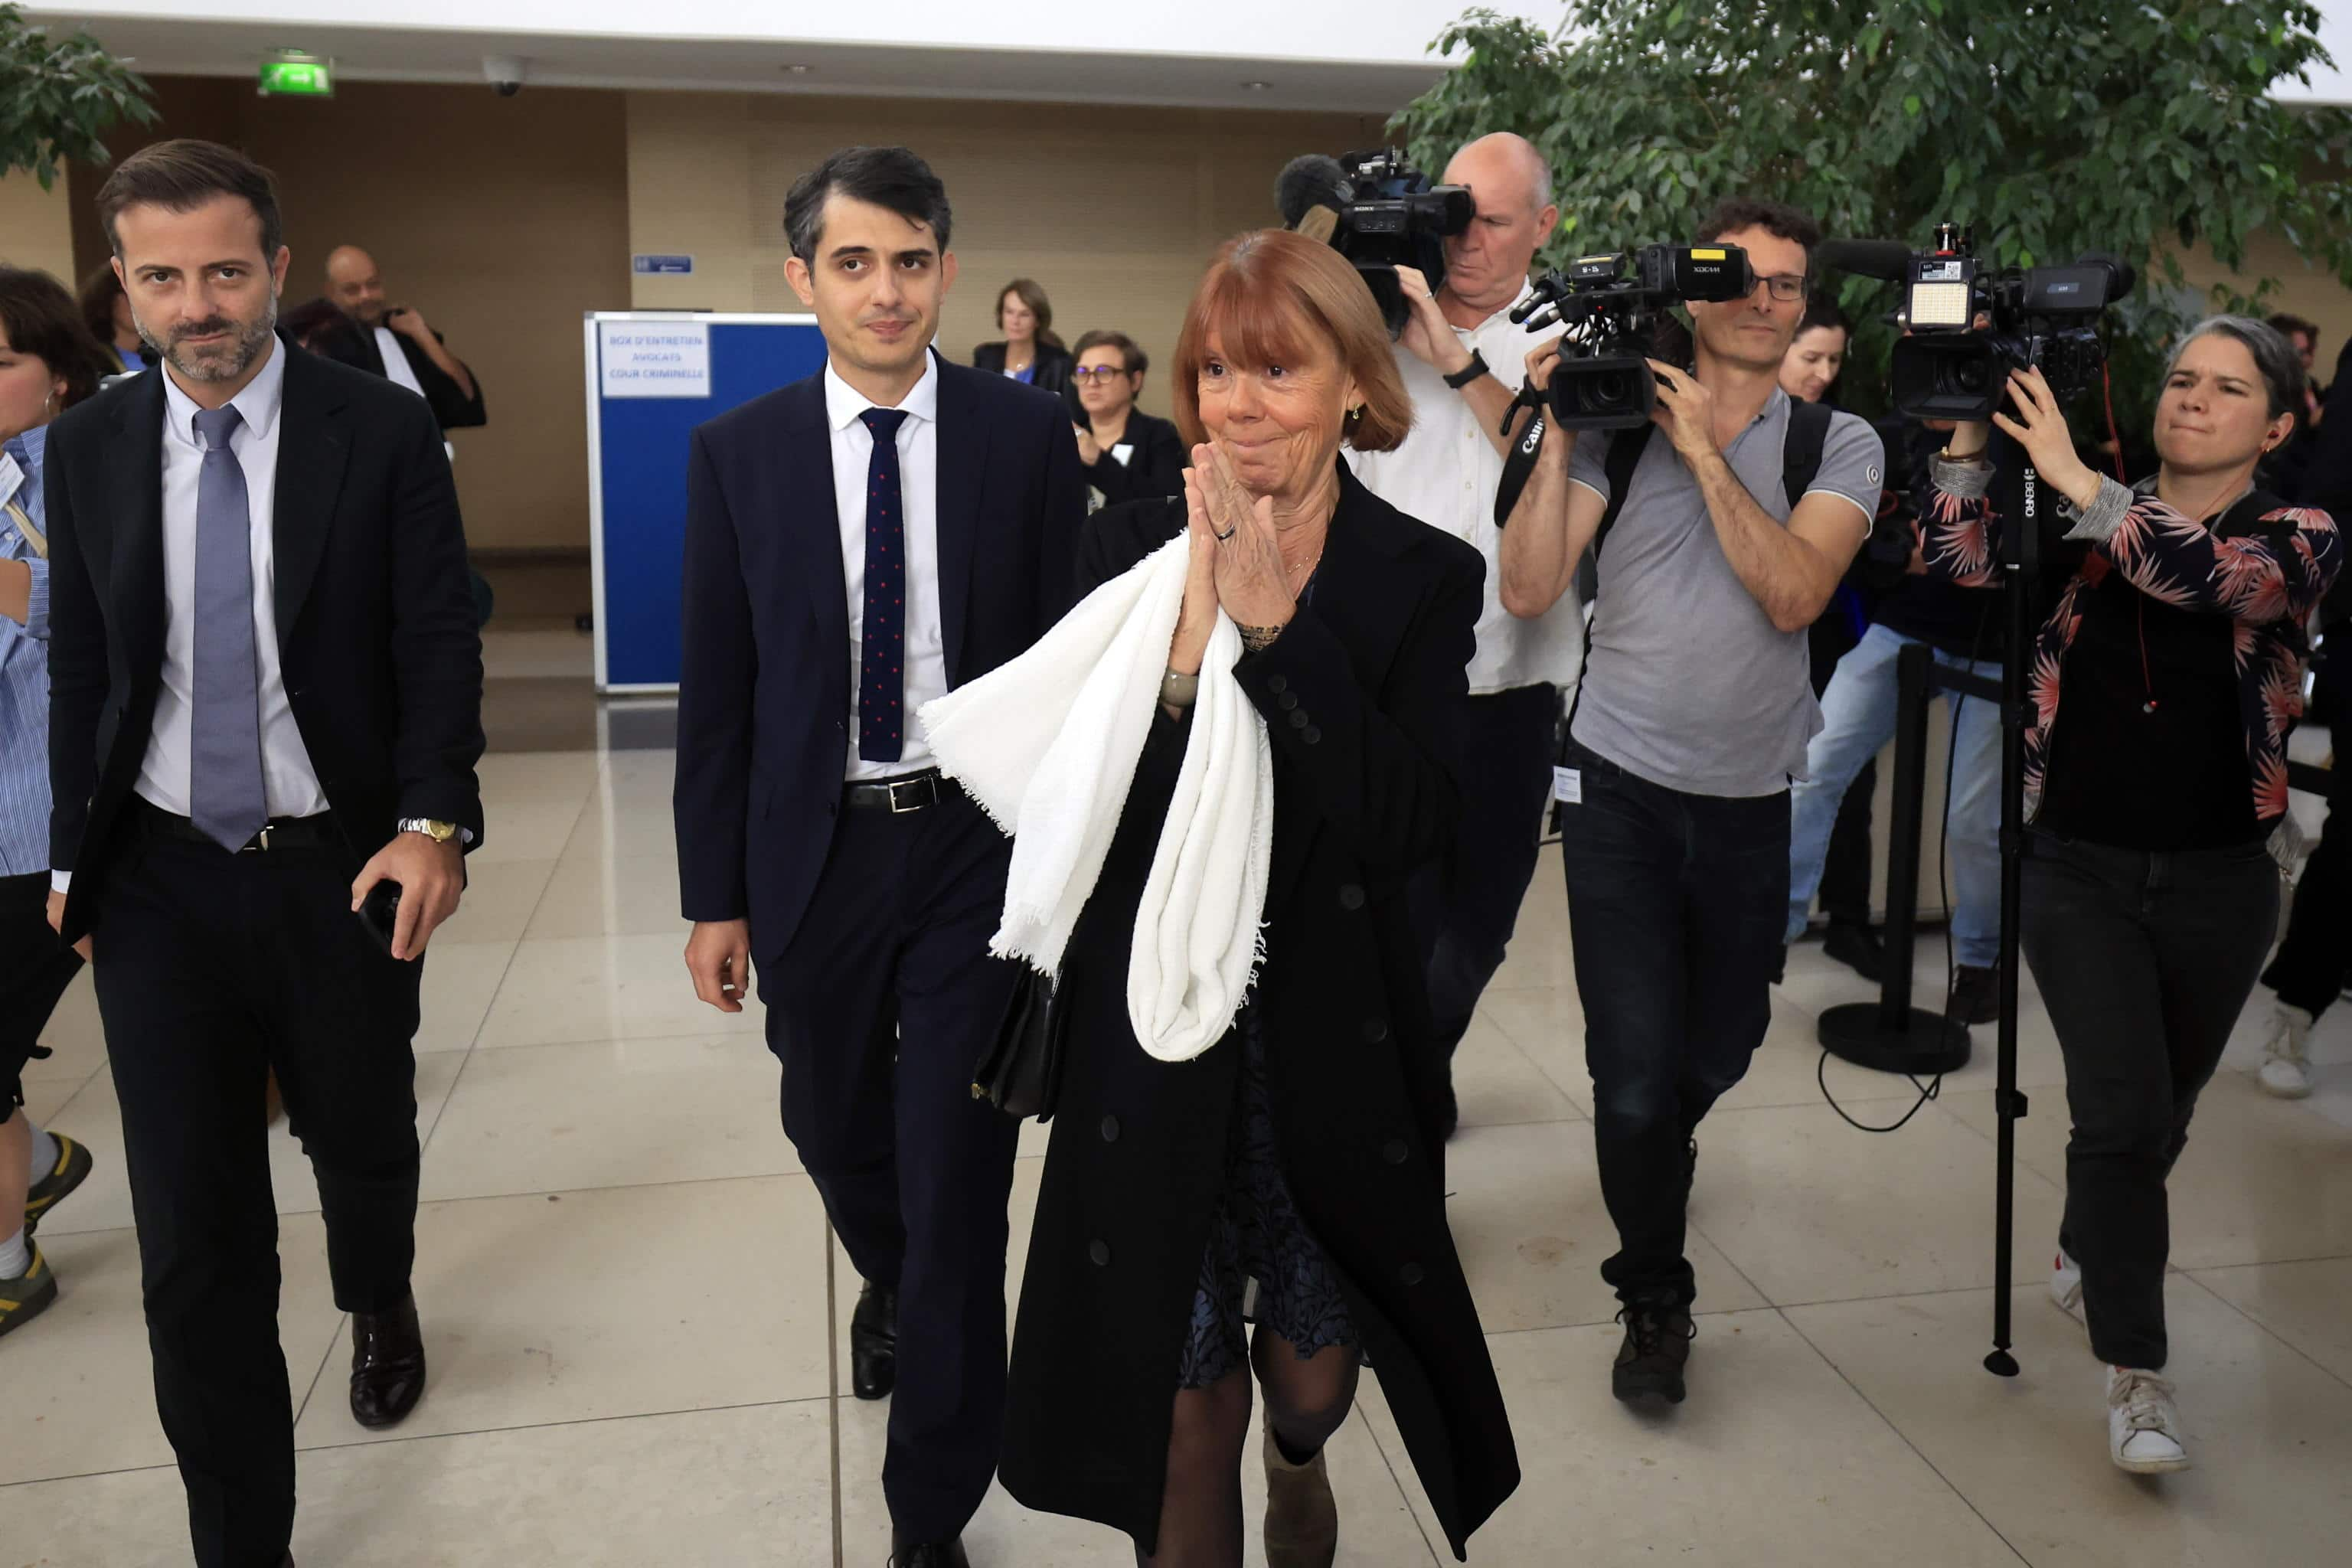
22, 9, 1476, 114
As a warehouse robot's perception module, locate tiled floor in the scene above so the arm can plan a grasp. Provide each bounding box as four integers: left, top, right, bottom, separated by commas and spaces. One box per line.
5, 642, 2347, 1564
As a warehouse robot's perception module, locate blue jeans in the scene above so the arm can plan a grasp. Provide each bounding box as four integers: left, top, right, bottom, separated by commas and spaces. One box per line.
1785, 623, 2003, 967
1558, 738, 1788, 1307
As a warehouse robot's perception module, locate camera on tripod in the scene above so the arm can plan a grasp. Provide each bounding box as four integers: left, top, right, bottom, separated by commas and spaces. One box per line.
1890, 222, 2136, 421
1276, 149, 1473, 337
1508, 244, 1756, 429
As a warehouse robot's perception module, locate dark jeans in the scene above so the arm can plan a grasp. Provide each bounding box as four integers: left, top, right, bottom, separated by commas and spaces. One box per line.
1557, 738, 1789, 1306
2, 871, 84, 1107
1413, 683, 1558, 1056
2021, 831, 2279, 1370
756, 782, 1021, 1541
93, 819, 423, 1568
2261, 678, 2347, 1018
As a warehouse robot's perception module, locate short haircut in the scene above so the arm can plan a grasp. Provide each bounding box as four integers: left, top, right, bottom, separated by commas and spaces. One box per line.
76, 263, 125, 346
997, 278, 1063, 352
2170, 315, 2305, 421
0, 266, 109, 408
1073, 328, 1148, 377
1694, 197, 1822, 273
1798, 296, 1851, 336
2266, 312, 2318, 345
783, 145, 952, 264
1171, 229, 1412, 453
96, 139, 283, 260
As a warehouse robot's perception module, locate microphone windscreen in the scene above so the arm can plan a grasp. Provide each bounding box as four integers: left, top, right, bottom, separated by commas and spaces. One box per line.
1276, 155, 1350, 229
1815, 238, 1916, 283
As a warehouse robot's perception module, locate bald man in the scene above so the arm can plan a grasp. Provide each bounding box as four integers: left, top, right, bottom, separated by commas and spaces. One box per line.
308, 246, 486, 432
1349, 132, 1578, 1138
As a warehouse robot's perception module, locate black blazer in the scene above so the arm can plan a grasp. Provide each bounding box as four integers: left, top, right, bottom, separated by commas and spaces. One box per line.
309, 309, 488, 433
1000, 467, 1518, 1560
972, 339, 1074, 400
44, 341, 486, 943
1082, 408, 1187, 505
672, 352, 1087, 952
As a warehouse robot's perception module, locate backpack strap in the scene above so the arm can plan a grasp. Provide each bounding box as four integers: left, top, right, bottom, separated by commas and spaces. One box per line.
1780, 397, 1834, 513
1593, 423, 1655, 560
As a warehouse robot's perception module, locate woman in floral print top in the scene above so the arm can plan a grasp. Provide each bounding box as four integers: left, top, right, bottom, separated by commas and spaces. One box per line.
1922, 317, 2340, 1482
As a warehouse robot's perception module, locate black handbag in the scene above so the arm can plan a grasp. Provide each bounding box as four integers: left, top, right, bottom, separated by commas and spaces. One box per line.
971, 965, 1069, 1121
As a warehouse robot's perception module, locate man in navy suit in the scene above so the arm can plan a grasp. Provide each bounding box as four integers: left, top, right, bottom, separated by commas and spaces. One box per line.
673, 145, 1084, 1568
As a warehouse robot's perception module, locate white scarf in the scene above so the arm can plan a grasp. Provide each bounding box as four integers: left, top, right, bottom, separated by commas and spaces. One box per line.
919, 534, 1273, 1061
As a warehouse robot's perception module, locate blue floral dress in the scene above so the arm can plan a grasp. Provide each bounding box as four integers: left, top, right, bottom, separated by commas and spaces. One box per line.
1174, 1001, 1357, 1388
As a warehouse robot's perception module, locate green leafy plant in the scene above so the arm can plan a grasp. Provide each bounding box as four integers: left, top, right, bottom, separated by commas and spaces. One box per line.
1391, 2, 2352, 430
0, 2, 154, 188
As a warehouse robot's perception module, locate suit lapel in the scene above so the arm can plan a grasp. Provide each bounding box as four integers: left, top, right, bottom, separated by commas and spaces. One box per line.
272, 343, 351, 639
769, 376, 847, 660
107, 371, 168, 684
933, 358, 985, 688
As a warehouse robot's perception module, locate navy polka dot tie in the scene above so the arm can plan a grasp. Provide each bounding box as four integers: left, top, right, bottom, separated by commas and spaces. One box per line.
856, 407, 910, 763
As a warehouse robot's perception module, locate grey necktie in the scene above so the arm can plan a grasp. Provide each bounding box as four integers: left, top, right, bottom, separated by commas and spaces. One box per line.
188, 404, 268, 852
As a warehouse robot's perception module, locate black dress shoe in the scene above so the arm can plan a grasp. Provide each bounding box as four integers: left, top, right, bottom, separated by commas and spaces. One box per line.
851, 1281, 898, 1401
889, 1534, 969, 1568
349, 1292, 427, 1429
1950, 963, 2000, 1025
1822, 919, 1885, 982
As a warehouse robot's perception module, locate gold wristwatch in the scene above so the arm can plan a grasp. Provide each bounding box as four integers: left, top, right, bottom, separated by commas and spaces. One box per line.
397, 818, 460, 844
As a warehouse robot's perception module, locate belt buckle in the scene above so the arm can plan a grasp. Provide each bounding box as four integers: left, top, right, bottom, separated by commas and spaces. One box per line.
887, 777, 928, 814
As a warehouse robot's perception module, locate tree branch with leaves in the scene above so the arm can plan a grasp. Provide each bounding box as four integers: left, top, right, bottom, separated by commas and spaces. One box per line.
1392, 2, 2352, 431
0, 2, 153, 188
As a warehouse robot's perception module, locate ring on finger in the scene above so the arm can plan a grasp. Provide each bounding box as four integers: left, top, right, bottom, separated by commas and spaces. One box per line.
1214, 524, 1236, 541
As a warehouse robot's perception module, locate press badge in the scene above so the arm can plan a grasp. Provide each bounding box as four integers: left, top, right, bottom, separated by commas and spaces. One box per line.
1553, 766, 1582, 805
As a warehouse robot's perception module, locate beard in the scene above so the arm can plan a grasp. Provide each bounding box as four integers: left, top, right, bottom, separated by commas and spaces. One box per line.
143, 297, 279, 385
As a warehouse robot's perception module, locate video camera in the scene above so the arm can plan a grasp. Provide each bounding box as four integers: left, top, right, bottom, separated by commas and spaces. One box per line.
1889, 222, 2135, 421
1276, 149, 1473, 337
1507, 244, 1756, 430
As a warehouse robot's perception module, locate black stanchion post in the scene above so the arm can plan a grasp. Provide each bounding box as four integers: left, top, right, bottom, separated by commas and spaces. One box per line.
1817, 643, 1971, 1074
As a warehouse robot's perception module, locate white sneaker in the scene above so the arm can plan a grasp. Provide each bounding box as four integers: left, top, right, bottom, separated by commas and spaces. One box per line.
2050, 1242, 2085, 1327
2106, 1365, 2190, 1474
2258, 1004, 2317, 1099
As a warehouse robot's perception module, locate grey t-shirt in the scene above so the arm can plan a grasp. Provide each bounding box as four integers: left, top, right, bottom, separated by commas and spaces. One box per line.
1566, 388, 1880, 797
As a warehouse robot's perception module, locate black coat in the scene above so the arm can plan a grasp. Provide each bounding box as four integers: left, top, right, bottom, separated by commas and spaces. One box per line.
671, 352, 1086, 951
44, 341, 485, 942
308, 309, 487, 433
972, 338, 1075, 400
1083, 408, 1187, 505
999, 467, 1518, 1560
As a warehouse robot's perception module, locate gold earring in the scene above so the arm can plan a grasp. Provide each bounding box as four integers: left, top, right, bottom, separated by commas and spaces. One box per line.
1346, 405, 1364, 424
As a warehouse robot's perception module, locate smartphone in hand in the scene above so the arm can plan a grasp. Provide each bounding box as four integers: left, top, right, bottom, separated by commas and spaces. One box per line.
358, 880, 403, 956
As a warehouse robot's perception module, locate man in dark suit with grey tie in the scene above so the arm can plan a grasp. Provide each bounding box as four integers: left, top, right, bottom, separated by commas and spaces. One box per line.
43, 139, 484, 1568
673, 145, 1084, 1568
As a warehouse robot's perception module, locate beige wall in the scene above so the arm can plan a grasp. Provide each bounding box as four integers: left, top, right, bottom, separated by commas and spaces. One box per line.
0, 165, 77, 284
69, 78, 633, 554
2174, 228, 2352, 371
625, 92, 1387, 419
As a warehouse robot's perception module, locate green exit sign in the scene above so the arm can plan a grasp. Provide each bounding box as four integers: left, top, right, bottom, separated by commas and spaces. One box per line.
258, 57, 334, 97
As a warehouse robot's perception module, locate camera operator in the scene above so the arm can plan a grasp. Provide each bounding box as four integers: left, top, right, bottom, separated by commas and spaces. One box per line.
1497, 198, 1880, 1405
1782, 309, 2007, 1012
1919, 318, 2341, 1475
1348, 132, 1582, 1138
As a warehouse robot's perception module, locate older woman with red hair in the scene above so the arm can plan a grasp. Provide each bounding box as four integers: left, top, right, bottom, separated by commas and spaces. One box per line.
999, 230, 1517, 1567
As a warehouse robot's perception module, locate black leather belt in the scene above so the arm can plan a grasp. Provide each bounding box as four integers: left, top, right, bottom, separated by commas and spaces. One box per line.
844, 769, 943, 813
128, 795, 340, 852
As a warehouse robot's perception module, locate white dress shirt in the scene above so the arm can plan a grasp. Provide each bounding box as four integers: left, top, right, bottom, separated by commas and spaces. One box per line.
374, 325, 428, 400
143, 338, 330, 822
1348, 282, 1585, 698
825, 353, 945, 781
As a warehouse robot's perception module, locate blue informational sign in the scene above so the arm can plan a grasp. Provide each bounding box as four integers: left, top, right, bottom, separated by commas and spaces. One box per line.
584, 312, 830, 691
631, 253, 694, 275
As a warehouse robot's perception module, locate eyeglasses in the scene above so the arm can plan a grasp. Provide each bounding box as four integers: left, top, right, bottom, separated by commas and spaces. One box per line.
1755, 273, 1808, 303
1071, 366, 1132, 382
